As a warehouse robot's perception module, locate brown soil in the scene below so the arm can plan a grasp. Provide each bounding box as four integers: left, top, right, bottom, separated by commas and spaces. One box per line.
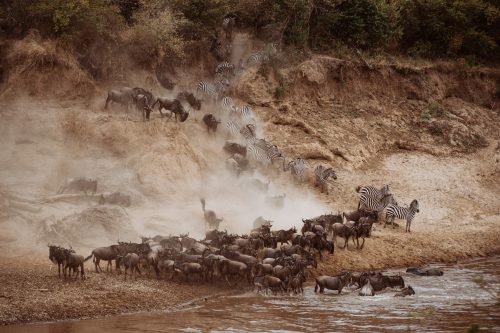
0, 33, 499, 325
0, 257, 230, 325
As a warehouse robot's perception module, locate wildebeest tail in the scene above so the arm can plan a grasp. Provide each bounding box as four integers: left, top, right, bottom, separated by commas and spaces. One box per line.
84, 253, 93, 262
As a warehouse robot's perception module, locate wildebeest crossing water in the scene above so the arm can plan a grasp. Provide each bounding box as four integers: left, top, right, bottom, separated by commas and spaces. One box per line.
3, 256, 498, 332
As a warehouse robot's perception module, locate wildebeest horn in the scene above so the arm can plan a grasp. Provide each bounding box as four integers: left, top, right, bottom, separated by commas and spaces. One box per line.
302, 219, 306, 223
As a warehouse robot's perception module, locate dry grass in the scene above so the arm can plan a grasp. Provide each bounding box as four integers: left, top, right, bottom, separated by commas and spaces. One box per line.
60, 111, 93, 145
3, 30, 95, 99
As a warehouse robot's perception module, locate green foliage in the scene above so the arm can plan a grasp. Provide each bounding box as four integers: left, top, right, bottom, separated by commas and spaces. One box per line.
310, 0, 400, 49
400, 0, 499, 61
169, 0, 236, 37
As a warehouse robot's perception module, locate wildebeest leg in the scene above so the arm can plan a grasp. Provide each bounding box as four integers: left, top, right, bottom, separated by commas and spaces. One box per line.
344, 236, 349, 249
105, 95, 111, 109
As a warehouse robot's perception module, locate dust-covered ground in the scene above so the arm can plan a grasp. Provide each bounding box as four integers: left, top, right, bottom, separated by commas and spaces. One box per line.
0, 32, 499, 325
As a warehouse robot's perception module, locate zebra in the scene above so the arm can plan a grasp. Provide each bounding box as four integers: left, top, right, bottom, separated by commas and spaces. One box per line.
247, 141, 283, 167
221, 96, 234, 111
247, 51, 269, 66
196, 78, 230, 101
247, 42, 279, 65
239, 123, 256, 141
385, 199, 420, 232
314, 165, 337, 194
239, 105, 253, 119
225, 119, 242, 138
359, 193, 397, 213
215, 62, 235, 76
284, 158, 305, 182
356, 184, 390, 209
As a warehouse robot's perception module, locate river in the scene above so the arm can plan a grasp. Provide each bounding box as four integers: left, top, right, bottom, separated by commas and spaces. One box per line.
2, 256, 499, 332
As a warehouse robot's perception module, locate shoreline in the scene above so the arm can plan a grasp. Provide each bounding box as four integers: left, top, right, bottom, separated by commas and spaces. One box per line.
2, 227, 500, 326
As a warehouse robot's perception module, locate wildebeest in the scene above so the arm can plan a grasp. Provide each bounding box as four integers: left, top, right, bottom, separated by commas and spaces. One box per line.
57, 177, 97, 195
48, 245, 67, 278
202, 113, 220, 134
406, 267, 444, 276
176, 262, 206, 282
152, 97, 189, 122
176, 91, 201, 110
314, 273, 350, 294
223, 141, 247, 157
386, 275, 405, 288
104, 87, 135, 110
395, 285, 415, 297
219, 259, 247, 286
253, 275, 286, 295
288, 271, 306, 294
343, 209, 378, 224
272, 227, 297, 245
330, 223, 355, 249
134, 94, 154, 121
84, 246, 119, 273
201, 198, 223, 230
120, 253, 141, 281
62, 248, 86, 280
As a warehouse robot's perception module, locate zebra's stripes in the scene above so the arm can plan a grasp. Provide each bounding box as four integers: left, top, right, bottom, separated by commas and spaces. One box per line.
314, 165, 337, 194
221, 96, 234, 111
246, 140, 283, 167
247, 43, 279, 65
358, 184, 390, 199
239, 124, 256, 141
225, 119, 242, 138
385, 199, 420, 232
357, 184, 390, 209
285, 158, 305, 182
359, 194, 396, 213
197, 78, 230, 101
215, 62, 235, 76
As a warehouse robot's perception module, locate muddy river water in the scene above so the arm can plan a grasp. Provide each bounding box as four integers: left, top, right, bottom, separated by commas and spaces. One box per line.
3, 256, 499, 332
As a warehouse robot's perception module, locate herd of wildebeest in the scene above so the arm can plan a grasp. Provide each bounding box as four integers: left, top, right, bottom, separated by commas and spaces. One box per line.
48, 203, 438, 298
47, 19, 431, 299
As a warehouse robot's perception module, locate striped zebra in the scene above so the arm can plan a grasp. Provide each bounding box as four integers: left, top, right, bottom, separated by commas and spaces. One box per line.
247, 141, 283, 167
196, 78, 229, 101
225, 119, 242, 138
284, 158, 305, 182
215, 62, 235, 76
239, 105, 253, 119
356, 184, 390, 199
239, 123, 256, 141
359, 193, 397, 213
247, 42, 279, 65
385, 199, 420, 232
314, 165, 337, 194
221, 96, 234, 111
356, 184, 390, 209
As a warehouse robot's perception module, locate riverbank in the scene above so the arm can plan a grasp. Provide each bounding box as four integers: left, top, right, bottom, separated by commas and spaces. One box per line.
1, 226, 500, 326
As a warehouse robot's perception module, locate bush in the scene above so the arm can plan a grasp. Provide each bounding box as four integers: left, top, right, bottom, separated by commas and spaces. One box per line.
400, 0, 499, 61
310, 0, 400, 50
28, 0, 124, 41
125, 0, 185, 61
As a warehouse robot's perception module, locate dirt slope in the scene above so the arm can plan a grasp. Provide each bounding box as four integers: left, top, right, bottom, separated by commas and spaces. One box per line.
0, 32, 499, 324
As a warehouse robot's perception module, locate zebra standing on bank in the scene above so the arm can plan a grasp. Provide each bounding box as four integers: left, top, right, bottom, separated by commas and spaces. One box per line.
314, 165, 337, 194
385, 199, 420, 232
284, 158, 305, 182
358, 193, 397, 213
356, 184, 390, 209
